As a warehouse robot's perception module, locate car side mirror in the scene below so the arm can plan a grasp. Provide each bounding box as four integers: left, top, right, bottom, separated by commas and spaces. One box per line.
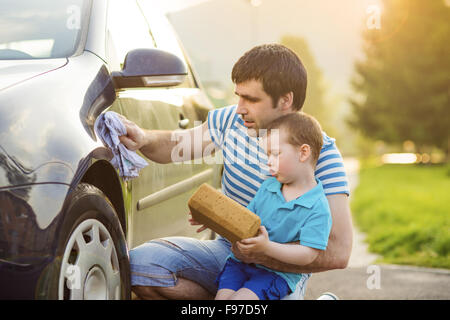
111, 48, 187, 89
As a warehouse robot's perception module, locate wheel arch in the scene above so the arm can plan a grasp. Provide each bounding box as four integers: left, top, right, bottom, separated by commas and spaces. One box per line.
80, 160, 127, 237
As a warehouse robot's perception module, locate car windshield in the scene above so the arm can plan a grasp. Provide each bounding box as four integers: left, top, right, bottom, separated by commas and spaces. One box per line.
0, 0, 90, 60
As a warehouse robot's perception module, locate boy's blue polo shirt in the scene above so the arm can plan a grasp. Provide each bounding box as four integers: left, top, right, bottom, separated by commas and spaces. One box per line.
231, 177, 332, 292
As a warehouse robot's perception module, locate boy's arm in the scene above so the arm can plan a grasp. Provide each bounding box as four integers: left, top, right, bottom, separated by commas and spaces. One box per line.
237, 226, 321, 267
233, 193, 353, 273
265, 240, 320, 266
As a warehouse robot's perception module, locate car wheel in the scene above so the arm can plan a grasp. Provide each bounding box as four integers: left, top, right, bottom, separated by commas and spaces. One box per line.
53, 183, 130, 300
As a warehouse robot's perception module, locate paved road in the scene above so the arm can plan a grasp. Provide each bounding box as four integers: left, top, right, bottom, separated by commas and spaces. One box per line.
303, 158, 450, 300
304, 264, 450, 300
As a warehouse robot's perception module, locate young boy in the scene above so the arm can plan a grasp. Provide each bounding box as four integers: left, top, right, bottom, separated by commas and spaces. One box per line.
215, 112, 332, 300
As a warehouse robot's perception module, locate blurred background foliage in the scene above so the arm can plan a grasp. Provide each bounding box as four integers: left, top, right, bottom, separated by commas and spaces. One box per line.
167, 0, 449, 161
348, 0, 450, 159
281, 35, 336, 137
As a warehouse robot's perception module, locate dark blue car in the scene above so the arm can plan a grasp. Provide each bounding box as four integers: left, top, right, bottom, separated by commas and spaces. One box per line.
0, 0, 219, 299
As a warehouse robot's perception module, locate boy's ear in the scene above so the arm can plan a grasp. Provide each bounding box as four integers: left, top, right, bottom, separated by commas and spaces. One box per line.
299, 144, 311, 162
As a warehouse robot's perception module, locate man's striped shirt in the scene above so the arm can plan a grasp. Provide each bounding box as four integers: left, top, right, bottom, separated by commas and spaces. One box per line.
207, 105, 349, 207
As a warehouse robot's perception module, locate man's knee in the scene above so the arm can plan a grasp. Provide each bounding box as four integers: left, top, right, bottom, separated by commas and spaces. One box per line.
132, 285, 165, 300
132, 279, 215, 300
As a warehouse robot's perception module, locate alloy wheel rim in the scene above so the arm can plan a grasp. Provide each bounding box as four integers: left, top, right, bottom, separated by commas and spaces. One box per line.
58, 219, 121, 300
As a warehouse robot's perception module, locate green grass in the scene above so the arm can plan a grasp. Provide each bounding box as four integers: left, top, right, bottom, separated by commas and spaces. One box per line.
351, 163, 450, 269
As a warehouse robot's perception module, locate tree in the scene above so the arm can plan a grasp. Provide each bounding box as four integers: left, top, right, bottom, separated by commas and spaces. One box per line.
348, 0, 450, 156
280, 35, 336, 136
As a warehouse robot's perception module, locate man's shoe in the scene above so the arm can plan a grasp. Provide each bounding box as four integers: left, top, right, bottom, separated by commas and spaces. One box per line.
317, 292, 339, 300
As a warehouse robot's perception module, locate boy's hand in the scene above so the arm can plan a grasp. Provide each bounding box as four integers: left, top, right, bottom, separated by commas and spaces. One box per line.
188, 211, 208, 233
236, 226, 270, 255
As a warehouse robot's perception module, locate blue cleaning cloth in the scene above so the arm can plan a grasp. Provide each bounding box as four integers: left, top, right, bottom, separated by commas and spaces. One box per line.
94, 111, 148, 180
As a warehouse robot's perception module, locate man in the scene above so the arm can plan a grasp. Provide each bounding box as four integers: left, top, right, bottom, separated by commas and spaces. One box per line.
119, 44, 353, 300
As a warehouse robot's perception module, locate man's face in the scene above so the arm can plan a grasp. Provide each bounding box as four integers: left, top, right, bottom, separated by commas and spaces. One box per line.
235, 79, 283, 136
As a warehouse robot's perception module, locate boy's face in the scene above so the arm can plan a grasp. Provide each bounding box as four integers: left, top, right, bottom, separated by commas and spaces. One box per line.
262, 129, 303, 184
234, 79, 284, 137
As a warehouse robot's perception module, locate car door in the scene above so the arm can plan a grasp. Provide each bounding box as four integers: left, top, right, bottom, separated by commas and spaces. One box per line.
104, 0, 220, 249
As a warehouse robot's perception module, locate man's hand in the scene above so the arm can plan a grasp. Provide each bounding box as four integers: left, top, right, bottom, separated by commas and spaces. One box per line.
117, 114, 146, 151
117, 118, 212, 164
231, 242, 261, 264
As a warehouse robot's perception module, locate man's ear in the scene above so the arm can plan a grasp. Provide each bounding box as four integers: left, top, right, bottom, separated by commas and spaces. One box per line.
277, 91, 294, 111
299, 144, 312, 162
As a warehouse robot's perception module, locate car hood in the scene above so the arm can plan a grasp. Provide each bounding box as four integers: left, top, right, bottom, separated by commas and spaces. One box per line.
0, 58, 68, 91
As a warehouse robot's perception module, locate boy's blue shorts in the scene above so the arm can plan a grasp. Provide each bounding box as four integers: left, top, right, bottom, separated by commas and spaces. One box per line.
215, 258, 290, 300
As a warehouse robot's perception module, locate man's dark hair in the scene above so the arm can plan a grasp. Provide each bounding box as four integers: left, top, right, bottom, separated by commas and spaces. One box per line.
231, 44, 307, 111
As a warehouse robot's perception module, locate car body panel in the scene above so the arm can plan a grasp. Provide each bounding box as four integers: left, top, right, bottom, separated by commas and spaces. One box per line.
0, 59, 68, 91
84, 0, 107, 62
0, 51, 108, 218
0, 49, 118, 298
109, 87, 218, 248
0, 51, 116, 271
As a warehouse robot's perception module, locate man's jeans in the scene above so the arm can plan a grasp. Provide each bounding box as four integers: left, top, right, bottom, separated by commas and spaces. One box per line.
129, 236, 310, 299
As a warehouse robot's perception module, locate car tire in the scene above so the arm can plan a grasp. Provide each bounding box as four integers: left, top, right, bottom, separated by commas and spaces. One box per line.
39, 183, 130, 300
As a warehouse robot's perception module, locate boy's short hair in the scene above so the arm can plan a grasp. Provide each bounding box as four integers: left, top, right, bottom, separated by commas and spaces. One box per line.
265, 112, 323, 165
231, 44, 307, 111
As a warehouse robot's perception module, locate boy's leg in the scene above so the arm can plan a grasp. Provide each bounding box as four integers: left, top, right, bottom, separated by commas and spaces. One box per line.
243, 265, 291, 300
230, 288, 259, 300
129, 236, 231, 300
215, 289, 236, 300
215, 259, 248, 300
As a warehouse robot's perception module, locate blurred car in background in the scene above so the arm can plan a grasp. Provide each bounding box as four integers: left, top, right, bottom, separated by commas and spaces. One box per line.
0, 0, 220, 299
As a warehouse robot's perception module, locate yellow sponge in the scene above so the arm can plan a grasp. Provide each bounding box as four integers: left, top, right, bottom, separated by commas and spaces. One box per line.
188, 183, 261, 243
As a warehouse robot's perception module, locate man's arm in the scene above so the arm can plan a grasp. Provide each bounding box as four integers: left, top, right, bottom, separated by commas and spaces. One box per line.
232, 193, 353, 273
119, 117, 213, 164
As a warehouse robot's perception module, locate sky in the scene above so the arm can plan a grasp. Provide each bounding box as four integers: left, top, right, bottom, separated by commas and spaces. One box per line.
163, 0, 382, 93
147, 0, 212, 14
153, 0, 391, 154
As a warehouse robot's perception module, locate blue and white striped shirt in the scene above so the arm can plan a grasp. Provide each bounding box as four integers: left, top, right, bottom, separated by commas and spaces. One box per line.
207, 105, 349, 207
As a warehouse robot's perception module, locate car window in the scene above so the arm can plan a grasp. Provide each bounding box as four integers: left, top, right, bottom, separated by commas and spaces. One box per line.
136, 0, 198, 88
106, 0, 156, 71
136, 0, 185, 63
0, 0, 90, 60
